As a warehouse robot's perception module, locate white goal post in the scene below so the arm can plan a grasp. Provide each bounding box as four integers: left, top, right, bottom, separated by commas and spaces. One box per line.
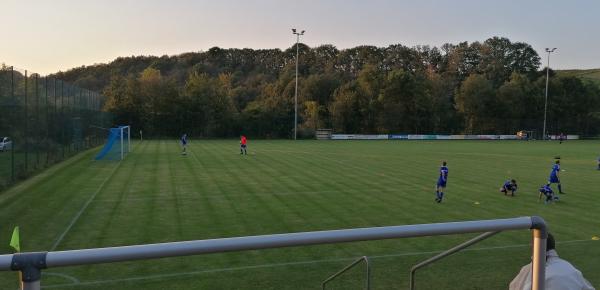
94, 125, 131, 161
119, 125, 131, 160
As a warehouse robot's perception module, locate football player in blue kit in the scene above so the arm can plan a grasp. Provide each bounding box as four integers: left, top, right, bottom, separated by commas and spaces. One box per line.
435, 161, 449, 203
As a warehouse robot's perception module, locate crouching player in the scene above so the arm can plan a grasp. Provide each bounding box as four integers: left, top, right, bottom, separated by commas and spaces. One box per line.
500, 179, 518, 197
539, 184, 559, 204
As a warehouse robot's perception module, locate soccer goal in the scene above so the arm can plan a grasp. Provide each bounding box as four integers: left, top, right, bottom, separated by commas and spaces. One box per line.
95, 125, 131, 160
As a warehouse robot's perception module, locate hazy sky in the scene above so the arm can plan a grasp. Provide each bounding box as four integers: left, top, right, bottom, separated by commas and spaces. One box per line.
2, 0, 599, 75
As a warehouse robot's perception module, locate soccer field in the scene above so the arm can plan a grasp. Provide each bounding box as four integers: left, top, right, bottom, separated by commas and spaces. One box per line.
0, 140, 599, 289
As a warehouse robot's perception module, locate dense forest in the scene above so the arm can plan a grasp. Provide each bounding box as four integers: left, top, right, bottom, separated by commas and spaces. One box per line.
52, 37, 600, 138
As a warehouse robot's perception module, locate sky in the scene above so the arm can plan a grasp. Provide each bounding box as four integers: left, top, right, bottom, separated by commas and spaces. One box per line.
1, 0, 599, 75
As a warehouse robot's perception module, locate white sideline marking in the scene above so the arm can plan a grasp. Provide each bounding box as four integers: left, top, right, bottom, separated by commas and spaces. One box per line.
49, 141, 143, 250
49, 161, 122, 251
93, 189, 344, 203
41, 239, 594, 288
42, 272, 80, 283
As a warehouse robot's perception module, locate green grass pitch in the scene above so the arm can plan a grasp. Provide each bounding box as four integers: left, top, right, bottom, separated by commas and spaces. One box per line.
0, 140, 599, 289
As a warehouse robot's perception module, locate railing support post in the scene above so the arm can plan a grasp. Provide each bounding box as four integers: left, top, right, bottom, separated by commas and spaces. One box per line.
322, 256, 370, 290
10, 252, 47, 290
530, 216, 547, 290
409, 231, 499, 290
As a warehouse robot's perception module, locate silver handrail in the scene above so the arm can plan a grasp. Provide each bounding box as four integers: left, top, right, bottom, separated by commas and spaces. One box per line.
322, 256, 370, 290
0, 216, 547, 290
409, 231, 499, 290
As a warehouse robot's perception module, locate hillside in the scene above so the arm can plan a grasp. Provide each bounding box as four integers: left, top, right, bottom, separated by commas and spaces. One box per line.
557, 69, 600, 85
41, 37, 600, 138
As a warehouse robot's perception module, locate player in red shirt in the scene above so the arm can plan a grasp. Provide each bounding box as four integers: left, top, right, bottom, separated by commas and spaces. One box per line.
240, 135, 247, 155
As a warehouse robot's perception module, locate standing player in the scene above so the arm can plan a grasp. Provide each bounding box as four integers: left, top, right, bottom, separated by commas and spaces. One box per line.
240, 135, 247, 155
435, 161, 449, 203
539, 184, 559, 204
180, 133, 188, 155
559, 133, 565, 144
597, 156, 600, 170
500, 179, 518, 197
549, 160, 564, 194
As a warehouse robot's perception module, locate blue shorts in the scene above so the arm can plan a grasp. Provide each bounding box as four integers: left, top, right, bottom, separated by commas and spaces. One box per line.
241, 144, 247, 148
437, 179, 447, 187
548, 175, 559, 183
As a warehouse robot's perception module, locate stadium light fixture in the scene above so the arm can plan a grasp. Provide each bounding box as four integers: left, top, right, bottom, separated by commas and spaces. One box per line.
292, 28, 305, 140
542, 47, 557, 140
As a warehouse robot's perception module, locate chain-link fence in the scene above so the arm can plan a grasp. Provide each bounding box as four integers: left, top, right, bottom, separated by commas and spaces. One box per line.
0, 65, 112, 190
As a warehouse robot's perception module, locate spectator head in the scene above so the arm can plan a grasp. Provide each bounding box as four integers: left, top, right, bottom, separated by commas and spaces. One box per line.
547, 233, 556, 251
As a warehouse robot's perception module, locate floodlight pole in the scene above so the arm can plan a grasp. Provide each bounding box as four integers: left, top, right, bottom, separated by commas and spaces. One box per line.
292, 28, 305, 140
542, 48, 556, 140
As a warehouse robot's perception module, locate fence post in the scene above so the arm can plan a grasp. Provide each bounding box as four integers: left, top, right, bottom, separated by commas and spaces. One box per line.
10, 66, 15, 182
35, 74, 39, 168
24, 70, 28, 173
60, 81, 65, 159
45, 76, 49, 166
67, 85, 71, 155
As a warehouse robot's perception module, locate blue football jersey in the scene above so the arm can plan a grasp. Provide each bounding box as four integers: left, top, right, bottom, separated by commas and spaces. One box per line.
550, 164, 560, 176
439, 166, 448, 180
540, 185, 553, 194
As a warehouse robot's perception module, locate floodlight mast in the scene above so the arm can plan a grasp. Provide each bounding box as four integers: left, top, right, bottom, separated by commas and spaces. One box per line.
542, 48, 557, 140
292, 28, 305, 140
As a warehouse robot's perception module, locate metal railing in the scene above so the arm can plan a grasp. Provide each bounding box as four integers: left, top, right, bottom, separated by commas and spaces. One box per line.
0, 216, 548, 290
322, 256, 370, 290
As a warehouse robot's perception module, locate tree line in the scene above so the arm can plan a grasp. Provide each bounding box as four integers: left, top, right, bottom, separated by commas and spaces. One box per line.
52, 36, 600, 138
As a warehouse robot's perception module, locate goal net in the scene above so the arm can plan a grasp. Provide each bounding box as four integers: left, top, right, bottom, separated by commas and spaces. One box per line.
95, 126, 131, 160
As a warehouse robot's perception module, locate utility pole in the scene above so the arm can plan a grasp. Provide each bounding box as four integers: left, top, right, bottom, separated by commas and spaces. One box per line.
292, 28, 305, 140
543, 47, 557, 140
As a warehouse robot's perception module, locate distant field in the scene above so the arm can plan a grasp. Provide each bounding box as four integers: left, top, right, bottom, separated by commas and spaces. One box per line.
557, 68, 600, 85
0, 140, 599, 289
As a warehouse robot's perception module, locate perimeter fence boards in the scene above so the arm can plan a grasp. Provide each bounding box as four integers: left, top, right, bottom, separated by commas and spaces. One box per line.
0, 65, 112, 190
549, 135, 580, 140
330, 134, 389, 140
327, 134, 580, 140
316, 129, 333, 140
